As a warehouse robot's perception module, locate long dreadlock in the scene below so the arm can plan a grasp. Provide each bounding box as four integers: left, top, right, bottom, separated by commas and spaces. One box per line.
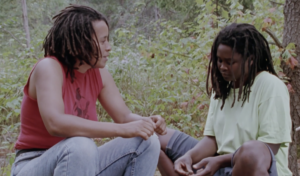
206, 23, 277, 110
43, 5, 108, 82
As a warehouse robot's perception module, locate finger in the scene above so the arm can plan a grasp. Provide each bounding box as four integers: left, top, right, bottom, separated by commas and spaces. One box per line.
160, 123, 167, 135
150, 115, 158, 122
185, 162, 194, 175
155, 128, 167, 135
194, 167, 210, 176
143, 122, 155, 132
161, 127, 167, 135
155, 129, 163, 135
139, 132, 149, 140
142, 126, 154, 137
155, 117, 163, 127
196, 168, 204, 173
193, 160, 207, 170
145, 118, 156, 128
174, 163, 190, 176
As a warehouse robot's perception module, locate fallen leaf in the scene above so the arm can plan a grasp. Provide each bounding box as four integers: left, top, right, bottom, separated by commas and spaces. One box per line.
287, 56, 298, 69
278, 71, 286, 78
185, 68, 190, 74
287, 83, 295, 93
197, 103, 208, 110
180, 102, 189, 110
190, 97, 195, 104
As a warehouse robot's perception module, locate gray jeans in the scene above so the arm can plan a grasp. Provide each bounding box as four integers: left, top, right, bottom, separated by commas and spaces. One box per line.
11, 135, 160, 176
166, 130, 278, 176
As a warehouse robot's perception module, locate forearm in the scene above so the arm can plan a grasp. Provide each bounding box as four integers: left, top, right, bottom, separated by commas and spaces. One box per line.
122, 113, 146, 123
47, 114, 123, 138
215, 154, 232, 168
185, 136, 218, 163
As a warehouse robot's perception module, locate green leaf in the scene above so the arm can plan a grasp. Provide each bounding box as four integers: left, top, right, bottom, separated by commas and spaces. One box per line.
286, 43, 296, 50
221, 10, 229, 19
196, 0, 204, 5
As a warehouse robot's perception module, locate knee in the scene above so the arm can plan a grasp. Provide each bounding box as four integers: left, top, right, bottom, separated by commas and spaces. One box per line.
234, 140, 269, 165
65, 137, 98, 160
147, 134, 161, 153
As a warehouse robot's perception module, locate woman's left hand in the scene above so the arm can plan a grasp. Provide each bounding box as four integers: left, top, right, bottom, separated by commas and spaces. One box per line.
191, 157, 221, 176
150, 115, 167, 135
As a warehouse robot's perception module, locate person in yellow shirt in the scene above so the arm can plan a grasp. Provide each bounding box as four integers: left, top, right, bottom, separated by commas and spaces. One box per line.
158, 23, 292, 176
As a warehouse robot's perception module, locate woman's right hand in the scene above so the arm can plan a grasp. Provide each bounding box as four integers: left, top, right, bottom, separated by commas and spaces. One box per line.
120, 118, 156, 140
174, 154, 194, 176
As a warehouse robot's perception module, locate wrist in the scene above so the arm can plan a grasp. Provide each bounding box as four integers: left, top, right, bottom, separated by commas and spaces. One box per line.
114, 123, 125, 137
184, 151, 194, 161
216, 154, 232, 168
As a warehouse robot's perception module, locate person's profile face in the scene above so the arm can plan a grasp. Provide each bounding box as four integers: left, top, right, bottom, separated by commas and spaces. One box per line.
216, 44, 251, 86
92, 20, 111, 68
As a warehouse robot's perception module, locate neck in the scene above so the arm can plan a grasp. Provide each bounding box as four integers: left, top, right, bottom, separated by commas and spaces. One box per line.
233, 71, 262, 88
75, 60, 91, 73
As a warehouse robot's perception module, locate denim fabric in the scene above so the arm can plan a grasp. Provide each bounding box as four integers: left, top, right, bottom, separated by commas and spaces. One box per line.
11, 135, 160, 176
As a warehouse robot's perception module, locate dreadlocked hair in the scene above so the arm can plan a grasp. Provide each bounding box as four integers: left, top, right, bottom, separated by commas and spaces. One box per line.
43, 5, 108, 82
206, 23, 277, 110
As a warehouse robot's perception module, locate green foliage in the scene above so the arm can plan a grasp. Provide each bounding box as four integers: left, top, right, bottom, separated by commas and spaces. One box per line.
0, 0, 287, 174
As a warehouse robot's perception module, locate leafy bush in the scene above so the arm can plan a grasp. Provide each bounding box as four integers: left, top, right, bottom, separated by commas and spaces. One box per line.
0, 0, 286, 175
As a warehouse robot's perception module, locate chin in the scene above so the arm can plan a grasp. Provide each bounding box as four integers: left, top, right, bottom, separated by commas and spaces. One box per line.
222, 77, 233, 82
94, 61, 106, 68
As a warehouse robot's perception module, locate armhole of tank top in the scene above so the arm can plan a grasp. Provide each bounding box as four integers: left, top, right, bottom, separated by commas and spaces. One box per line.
24, 57, 66, 100
96, 68, 103, 95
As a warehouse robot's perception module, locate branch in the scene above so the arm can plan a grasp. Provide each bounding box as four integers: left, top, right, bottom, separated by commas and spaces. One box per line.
22, 0, 31, 48
269, 0, 284, 6
3, 28, 23, 46
268, 41, 277, 46
159, 48, 190, 58
264, 28, 283, 48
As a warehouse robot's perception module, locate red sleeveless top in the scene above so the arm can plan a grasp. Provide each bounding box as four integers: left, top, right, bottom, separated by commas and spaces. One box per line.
15, 57, 103, 149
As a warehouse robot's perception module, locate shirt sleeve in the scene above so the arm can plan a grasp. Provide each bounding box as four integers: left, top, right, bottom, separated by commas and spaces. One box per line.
257, 94, 292, 144
203, 95, 216, 136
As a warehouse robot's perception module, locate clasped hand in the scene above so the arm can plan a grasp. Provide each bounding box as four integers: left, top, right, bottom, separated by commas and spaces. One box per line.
122, 115, 167, 140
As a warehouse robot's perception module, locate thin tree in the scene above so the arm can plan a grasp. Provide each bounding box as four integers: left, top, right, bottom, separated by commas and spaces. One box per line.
21, 0, 31, 48
282, 0, 300, 175
265, 0, 300, 175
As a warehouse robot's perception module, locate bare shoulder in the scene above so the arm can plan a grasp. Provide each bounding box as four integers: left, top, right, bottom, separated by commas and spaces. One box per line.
29, 58, 64, 99
31, 58, 64, 88
99, 67, 110, 76
99, 68, 113, 87
34, 58, 62, 74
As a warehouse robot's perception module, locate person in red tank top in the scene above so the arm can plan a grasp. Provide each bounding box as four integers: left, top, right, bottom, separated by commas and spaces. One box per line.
11, 5, 166, 176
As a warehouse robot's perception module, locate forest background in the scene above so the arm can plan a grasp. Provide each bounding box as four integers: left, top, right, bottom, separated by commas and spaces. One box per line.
1, 0, 299, 175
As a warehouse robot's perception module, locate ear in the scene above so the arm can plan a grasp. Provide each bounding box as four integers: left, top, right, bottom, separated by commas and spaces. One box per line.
248, 55, 254, 66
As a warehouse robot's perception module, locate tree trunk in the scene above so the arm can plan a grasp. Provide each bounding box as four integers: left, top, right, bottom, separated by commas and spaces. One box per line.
21, 0, 31, 48
282, 0, 300, 175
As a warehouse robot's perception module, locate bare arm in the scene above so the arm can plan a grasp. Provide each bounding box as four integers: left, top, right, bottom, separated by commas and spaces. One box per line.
174, 136, 218, 175
32, 59, 154, 139
192, 143, 280, 173
187, 136, 218, 163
